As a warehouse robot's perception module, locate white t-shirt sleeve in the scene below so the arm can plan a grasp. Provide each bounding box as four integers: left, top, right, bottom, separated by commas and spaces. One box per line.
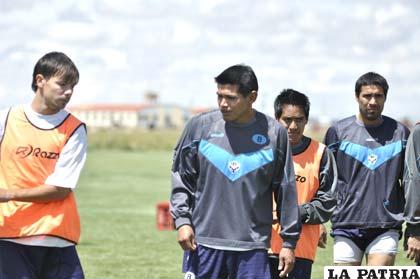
44, 125, 87, 189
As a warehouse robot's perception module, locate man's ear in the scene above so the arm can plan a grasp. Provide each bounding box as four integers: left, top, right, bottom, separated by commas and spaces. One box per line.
35, 74, 46, 89
248, 91, 258, 103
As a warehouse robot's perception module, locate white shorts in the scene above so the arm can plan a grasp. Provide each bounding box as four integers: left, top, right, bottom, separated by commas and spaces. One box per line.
333, 230, 399, 263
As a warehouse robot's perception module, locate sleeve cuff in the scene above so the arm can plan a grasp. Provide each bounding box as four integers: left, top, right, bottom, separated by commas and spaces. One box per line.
406, 223, 420, 236
300, 204, 309, 223
282, 238, 297, 249
175, 217, 192, 229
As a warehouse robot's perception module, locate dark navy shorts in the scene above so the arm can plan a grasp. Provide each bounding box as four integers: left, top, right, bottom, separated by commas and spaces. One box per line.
268, 255, 312, 279
332, 228, 401, 252
0, 240, 84, 279
182, 245, 271, 279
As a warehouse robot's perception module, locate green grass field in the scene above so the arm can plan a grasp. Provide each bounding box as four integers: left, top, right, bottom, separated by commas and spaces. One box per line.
77, 150, 414, 279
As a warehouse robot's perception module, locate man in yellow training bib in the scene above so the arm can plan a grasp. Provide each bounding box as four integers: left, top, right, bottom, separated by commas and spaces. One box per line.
0, 52, 87, 279
269, 89, 337, 279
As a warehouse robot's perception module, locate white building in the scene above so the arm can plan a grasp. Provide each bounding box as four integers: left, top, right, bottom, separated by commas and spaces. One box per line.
68, 103, 191, 129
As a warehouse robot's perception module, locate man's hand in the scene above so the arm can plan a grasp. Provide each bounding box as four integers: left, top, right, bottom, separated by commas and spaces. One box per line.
177, 225, 197, 251
0, 189, 12, 202
318, 224, 328, 248
407, 236, 420, 262
278, 247, 295, 278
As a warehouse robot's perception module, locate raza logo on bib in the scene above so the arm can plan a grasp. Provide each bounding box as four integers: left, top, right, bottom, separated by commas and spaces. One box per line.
16, 145, 60, 160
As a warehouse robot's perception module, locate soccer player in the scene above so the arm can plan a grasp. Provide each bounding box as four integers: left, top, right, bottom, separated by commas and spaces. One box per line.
324, 72, 410, 266
269, 89, 337, 279
403, 123, 420, 265
0, 52, 87, 278
170, 64, 301, 278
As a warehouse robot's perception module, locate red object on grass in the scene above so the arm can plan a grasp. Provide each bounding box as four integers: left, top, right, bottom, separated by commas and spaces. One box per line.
156, 201, 175, 230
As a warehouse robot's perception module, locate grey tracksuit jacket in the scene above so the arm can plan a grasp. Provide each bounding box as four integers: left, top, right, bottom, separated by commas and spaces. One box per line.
170, 109, 301, 250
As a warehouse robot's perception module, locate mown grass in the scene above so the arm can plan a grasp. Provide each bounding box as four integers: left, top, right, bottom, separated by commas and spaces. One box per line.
76, 149, 415, 279
76, 150, 181, 279
88, 129, 181, 151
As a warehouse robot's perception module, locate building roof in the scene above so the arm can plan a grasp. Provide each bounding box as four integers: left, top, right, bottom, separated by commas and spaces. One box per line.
191, 106, 216, 114
68, 103, 151, 112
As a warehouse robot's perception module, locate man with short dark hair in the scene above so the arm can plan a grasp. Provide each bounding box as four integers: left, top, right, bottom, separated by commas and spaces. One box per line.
0, 51, 87, 278
171, 65, 300, 278
269, 89, 337, 279
324, 72, 410, 266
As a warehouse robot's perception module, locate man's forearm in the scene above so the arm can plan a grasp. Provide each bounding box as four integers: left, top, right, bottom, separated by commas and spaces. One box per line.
0, 184, 71, 203
302, 148, 337, 224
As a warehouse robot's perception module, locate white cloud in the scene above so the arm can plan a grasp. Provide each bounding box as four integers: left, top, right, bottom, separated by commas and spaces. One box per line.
199, 0, 228, 14
105, 23, 130, 46
265, 32, 300, 46
0, 0, 419, 121
100, 0, 148, 16
353, 4, 371, 20
30, 41, 78, 57
375, 3, 409, 26
316, 67, 336, 84
301, 40, 324, 55
352, 45, 367, 56
47, 22, 103, 42
171, 20, 201, 45
298, 10, 322, 31
86, 48, 128, 70
9, 51, 25, 61
0, 85, 5, 99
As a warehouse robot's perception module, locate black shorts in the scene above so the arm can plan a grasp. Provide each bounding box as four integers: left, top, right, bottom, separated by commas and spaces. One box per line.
0, 240, 84, 279
268, 255, 312, 279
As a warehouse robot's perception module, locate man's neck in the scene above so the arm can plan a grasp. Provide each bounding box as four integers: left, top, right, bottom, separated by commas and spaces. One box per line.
233, 109, 256, 125
291, 136, 311, 155
357, 113, 383, 126
31, 95, 59, 115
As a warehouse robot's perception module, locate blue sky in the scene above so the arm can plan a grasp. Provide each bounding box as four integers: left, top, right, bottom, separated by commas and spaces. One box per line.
1, 0, 419, 122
